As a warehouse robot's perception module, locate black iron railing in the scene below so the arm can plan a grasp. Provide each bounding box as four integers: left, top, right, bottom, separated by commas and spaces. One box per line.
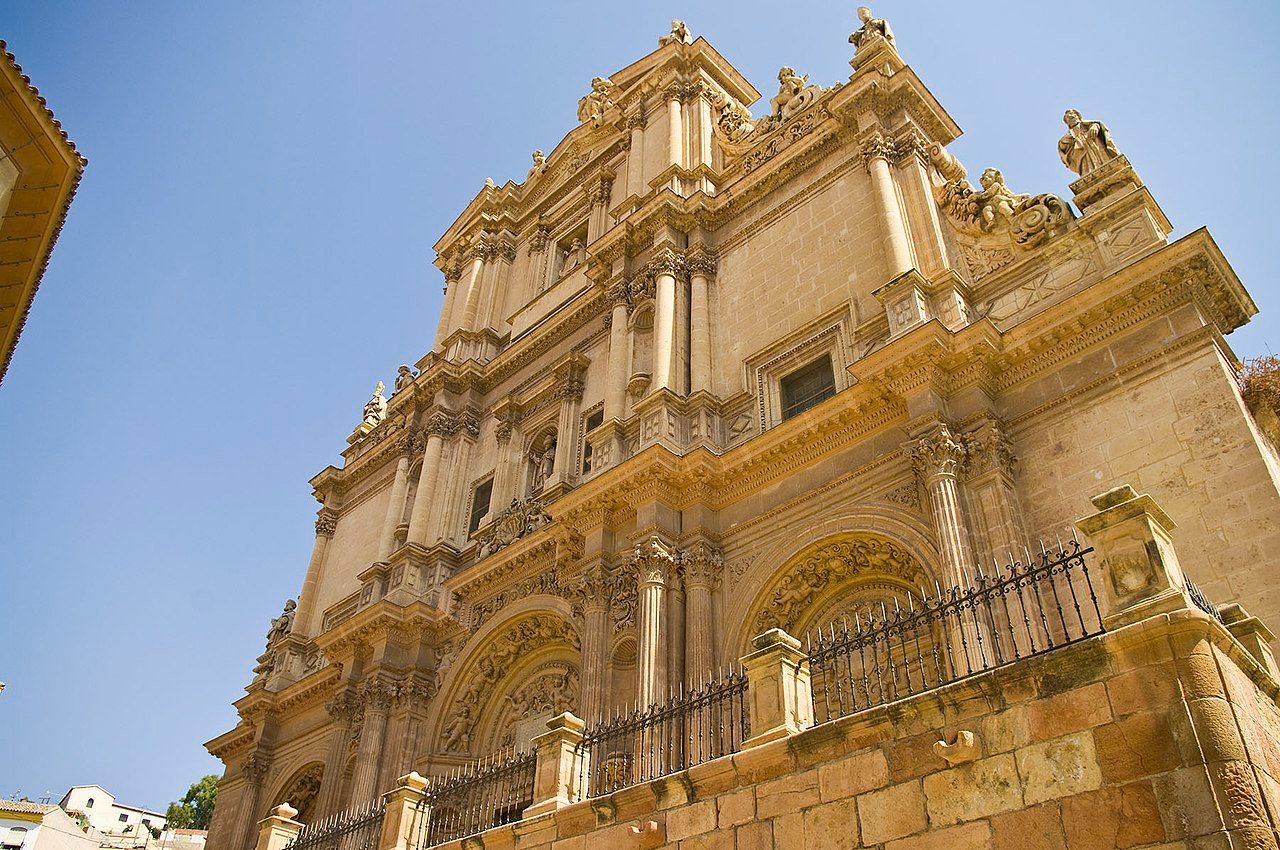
284, 799, 385, 850
1185, 576, 1226, 625
576, 666, 749, 798
412, 749, 535, 848
806, 539, 1103, 724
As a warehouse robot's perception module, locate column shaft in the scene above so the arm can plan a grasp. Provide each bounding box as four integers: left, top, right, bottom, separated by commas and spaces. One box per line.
636, 575, 668, 706
294, 515, 335, 637
667, 96, 683, 170
580, 606, 610, 722
605, 300, 630, 419
652, 272, 677, 393
350, 705, 389, 803
685, 584, 714, 677
459, 254, 486, 330
376, 453, 412, 561
406, 434, 445, 545
867, 154, 914, 277
689, 271, 710, 394
627, 121, 646, 198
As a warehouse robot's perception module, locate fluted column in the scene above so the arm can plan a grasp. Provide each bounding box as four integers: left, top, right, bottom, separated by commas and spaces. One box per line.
650, 250, 682, 394
295, 508, 338, 637
434, 259, 463, 348
687, 249, 715, 395
349, 682, 394, 803
407, 413, 455, 545
459, 237, 491, 331
863, 132, 914, 278
575, 564, 613, 722
488, 407, 522, 515
586, 174, 613, 242
549, 356, 587, 490
317, 692, 360, 816
633, 538, 677, 706
604, 286, 631, 420
231, 753, 270, 850
683, 543, 721, 678
376, 435, 417, 561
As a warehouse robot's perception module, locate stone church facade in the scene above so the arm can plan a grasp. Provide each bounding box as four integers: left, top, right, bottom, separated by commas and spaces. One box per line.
206, 12, 1280, 849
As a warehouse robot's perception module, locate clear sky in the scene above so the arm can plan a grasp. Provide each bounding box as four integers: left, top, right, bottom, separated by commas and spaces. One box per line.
1, 0, 1276, 812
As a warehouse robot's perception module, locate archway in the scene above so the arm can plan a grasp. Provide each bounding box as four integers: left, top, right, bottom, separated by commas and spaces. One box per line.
270, 762, 324, 824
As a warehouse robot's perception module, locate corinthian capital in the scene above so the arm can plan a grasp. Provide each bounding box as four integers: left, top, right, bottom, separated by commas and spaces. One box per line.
631, 537, 679, 585
315, 509, 339, 538
648, 248, 686, 279
685, 247, 718, 279
907, 423, 973, 481
241, 752, 271, 784
422, 410, 459, 438
860, 131, 895, 168
683, 542, 723, 590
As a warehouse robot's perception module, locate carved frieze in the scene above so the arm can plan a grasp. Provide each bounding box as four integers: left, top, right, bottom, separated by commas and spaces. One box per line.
476, 497, 552, 559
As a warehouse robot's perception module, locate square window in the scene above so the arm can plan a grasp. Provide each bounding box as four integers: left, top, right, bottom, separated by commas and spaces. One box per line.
780, 357, 836, 420
119, 814, 129, 823
468, 478, 494, 535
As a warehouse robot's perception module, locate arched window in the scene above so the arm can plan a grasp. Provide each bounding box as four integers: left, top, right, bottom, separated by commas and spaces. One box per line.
86, 798, 95, 808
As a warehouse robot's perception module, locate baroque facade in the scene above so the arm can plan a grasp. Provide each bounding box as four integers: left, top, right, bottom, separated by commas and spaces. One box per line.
206, 13, 1280, 849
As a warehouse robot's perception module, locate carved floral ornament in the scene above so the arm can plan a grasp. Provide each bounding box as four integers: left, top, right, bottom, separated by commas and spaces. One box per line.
753, 535, 928, 635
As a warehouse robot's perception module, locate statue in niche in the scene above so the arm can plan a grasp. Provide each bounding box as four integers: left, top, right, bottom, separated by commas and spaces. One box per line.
658, 19, 693, 46
577, 76, 619, 127
361, 381, 387, 428
441, 704, 472, 752
561, 238, 585, 274
530, 436, 557, 493
1058, 109, 1121, 177
393, 365, 415, 394
849, 6, 894, 51
769, 66, 823, 122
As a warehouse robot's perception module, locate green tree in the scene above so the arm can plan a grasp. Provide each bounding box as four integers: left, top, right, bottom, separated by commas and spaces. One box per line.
165, 776, 219, 831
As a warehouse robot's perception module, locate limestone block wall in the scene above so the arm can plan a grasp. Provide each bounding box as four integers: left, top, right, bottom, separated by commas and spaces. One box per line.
425, 612, 1280, 850
1014, 328, 1280, 637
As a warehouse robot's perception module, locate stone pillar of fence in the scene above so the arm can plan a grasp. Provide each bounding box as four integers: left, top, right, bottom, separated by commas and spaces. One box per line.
377, 772, 429, 850
524, 711, 586, 818
1074, 484, 1190, 628
253, 804, 302, 850
740, 628, 813, 748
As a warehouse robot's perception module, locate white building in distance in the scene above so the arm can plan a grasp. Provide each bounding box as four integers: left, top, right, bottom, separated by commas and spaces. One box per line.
56, 788, 164, 837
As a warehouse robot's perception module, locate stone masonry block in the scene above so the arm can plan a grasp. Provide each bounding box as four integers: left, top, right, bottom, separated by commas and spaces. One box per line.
923, 753, 1023, 826
818, 748, 889, 802
664, 800, 714, 842
991, 802, 1066, 850
756, 768, 820, 819
802, 798, 858, 850
858, 780, 927, 845
1060, 781, 1167, 850
884, 821, 993, 850
715, 787, 755, 829
1016, 732, 1103, 805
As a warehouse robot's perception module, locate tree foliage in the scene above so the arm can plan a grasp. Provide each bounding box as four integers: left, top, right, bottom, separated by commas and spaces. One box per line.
165, 776, 219, 831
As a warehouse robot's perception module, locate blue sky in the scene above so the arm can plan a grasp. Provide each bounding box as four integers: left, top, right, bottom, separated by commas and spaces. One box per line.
1, 1, 1276, 812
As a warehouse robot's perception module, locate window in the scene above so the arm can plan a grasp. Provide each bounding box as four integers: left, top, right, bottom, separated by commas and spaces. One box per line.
582, 409, 604, 473
3, 827, 28, 848
141, 820, 151, 828
119, 814, 129, 823
468, 478, 494, 535
86, 798, 95, 809
780, 356, 836, 420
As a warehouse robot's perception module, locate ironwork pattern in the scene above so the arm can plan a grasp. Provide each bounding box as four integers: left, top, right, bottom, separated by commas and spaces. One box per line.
1186, 576, 1226, 625
412, 749, 535, 848
807, 539, 1103, 724
575, 666, 749, 798
284, 800, 385, 850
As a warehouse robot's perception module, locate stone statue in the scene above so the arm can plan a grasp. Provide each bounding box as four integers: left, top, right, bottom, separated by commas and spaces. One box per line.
441, 704, 472, 752
658, 19, 693, 47
972, 168, 1029, 232
769, 67, 823, 122
561, 238, 584, 273
531, 437, 557, 492
251, 600, 296, 682
528, 149, 547, 177
1058, 109, 1121, 177
393, 365, 415, 394
361, 381, 387, 428
577, 77, 619, 127
849, 6, 894, 51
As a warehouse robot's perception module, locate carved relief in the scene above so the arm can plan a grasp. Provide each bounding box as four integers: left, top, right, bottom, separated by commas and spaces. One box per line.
476, 496, 552, 559
936, 167, 1072, 249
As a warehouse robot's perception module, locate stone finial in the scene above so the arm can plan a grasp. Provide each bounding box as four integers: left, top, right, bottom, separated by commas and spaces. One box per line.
270, 803, 298, 821
1058, 109, 1121, 178
933, 730, 982, 766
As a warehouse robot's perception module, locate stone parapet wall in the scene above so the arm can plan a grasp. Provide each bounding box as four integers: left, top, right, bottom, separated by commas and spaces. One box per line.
416, 611, 1279, 850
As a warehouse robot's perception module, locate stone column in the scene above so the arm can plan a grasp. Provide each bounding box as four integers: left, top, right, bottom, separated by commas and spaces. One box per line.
317, 692, 360, 817
295, 507, 338, 637
650, 250, 682, 394
633, 538, 678, 706
480, 238, 516, 332
604, 285, 631, 420
695, 87, 714, 170
488, 407, 522, 515
741, 629, 813, 748
666, 87, 684, 171
547, 356, 587, 491
892, 132, 950, 275
686, 250, 715, 396
253, 804, 301, 850
575, 564, 613, 722
683, 543, 721, 679
406, 414, 454, 545
908, 423, 983, 672
232, 754, 271, 850
863, 132, 914, 279
434, 260, 463, 348
625, 112, 647, 199
586, 174, 613, 242
349, 683, 394, 803
459, 238, 490, 331
376, 435, 417, 561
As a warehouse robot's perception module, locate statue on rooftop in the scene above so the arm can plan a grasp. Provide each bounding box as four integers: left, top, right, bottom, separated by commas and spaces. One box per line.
361, 381, 387, 428
577, 76, 619, 127
659, 19, 693, 46
849, 6, 894, 52
251, 599, 296, 682
1058, 109, 1121, 177
393, 365, 415, 394
529, 149, 547, 177
770, 66, 825, 122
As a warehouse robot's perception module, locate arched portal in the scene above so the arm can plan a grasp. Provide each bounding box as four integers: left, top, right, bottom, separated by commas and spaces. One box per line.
270, 762, 324, 824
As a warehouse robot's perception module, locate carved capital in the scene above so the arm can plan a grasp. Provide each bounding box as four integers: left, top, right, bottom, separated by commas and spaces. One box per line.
683, 542, 723, 590
470, 233, 500, 262
632, 537, 679, 585
685, 247, 718, 279
648, 248, 686, 279
241, 752, 272, 785
423, 411, 459, 438
314, 509, 339, 538
361, 680, 397, 713
528, 225, 551, 255
893, 130, 930, 165
907, 424, 974, 481
626, 110, 648, 131
572, 563, 615, 614
860, 131, 895, 167
967, 425, 1018, 479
